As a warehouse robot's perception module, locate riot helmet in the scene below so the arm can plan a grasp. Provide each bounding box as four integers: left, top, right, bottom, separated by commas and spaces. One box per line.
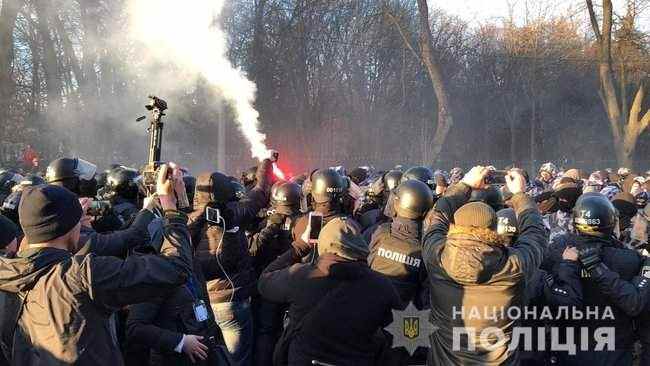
310, 168, 347, 204
46, 157, 97, 196
383, 170, 403, 192
497, 208, 518, 242
573, 192, 617, 238
392, 180, 434, 220
271, 182, 301, 215
470, 185, 505, 211
105, 167, 140, 200
401, 166, 435, 190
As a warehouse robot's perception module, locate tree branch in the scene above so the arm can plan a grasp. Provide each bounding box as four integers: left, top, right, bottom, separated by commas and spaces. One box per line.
384, 8, 422, 65
585, 0, 602, 43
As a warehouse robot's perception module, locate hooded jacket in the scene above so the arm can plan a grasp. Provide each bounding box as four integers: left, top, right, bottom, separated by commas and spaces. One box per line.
0, 210, 192, 366
188, 161, 272, 304
422, 183, 546, 366
258, 251, 401, 366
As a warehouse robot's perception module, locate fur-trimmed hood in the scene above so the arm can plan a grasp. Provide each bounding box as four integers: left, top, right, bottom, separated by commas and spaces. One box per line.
440, 225, 508, 284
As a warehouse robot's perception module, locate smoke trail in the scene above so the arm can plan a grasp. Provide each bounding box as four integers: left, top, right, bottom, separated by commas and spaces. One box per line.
128, 0, 270, 161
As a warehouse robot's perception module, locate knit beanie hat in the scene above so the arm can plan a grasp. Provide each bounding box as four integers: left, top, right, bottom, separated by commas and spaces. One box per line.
454, 201, 497, 230
0, 215, 18, 249
19, 185, 82, 244
317, 217, 369, 260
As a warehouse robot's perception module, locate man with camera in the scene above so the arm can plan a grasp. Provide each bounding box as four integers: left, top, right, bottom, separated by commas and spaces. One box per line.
422, 166, 546, 365
0, 164, 193, 366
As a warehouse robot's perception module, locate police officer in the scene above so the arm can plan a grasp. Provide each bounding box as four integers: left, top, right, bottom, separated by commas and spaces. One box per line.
249, 181, 302, 366
401, 166, 435, 191
45, 157, 98, 197
104, 166, 141, 226
546, 193, 650, 365
368, 179, 433, 306
291, 168, 352, 261
356, 170, 402, 229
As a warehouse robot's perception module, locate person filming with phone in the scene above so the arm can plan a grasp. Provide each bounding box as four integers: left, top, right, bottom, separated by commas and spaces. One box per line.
186, 157, 275, 365
422, 166, 547, 365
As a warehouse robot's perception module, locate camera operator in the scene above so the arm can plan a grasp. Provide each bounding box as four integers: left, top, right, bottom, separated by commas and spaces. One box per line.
422, 166, 546, 365
0, 164, 193, 366
187, 158, 274, 366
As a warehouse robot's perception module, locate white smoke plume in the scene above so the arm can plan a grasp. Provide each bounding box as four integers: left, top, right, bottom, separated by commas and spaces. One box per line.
128, 0, 270, 161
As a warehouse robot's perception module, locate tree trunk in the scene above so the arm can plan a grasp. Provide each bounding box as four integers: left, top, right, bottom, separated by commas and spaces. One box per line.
33, 0, 62, 111
586, 0, 650, 168
0, 0, 21, 127
415, 0, 454, 165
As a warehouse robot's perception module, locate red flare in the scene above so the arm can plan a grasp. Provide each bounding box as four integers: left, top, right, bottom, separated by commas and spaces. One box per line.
273, 163, 286, 180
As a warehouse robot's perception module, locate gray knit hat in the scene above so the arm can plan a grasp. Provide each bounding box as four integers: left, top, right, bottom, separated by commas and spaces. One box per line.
454, 201, 497, 230
317, 217, 369, 260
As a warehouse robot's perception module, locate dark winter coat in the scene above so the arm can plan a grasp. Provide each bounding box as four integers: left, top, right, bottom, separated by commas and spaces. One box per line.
0, 210, 192, 366
258, 251, 401, 366
422, 183, 546, 366
188, 165, 271, 304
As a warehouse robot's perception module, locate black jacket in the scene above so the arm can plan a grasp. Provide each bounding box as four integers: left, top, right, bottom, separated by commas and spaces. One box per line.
189, 163, 272, 304
126, 257, 226, 366
422, 183, 546, 366
544, 234, 647, 364
258, 251, 401, 366
0, 210, 192, 366
368, 217, 427, 307
80, 209, 155, 258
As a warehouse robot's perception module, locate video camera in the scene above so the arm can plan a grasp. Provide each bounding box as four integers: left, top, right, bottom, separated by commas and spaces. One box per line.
137, 95, 168, 192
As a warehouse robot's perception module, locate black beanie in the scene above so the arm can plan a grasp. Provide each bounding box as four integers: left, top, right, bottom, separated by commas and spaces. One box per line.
19, 185, 82, 244
0, 215, 18, 249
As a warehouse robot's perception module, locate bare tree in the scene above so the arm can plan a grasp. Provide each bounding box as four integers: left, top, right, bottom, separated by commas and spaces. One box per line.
586, 0, 650, 167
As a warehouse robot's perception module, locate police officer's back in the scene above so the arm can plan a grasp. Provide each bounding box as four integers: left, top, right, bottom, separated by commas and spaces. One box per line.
368, 179, 433, 306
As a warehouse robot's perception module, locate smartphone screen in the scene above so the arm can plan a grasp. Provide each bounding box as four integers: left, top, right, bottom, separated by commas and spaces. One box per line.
206, 207, 221, 224
309, 212, 323, 241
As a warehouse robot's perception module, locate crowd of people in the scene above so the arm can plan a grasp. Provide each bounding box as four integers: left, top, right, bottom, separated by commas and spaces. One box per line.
0, 155, 648, 366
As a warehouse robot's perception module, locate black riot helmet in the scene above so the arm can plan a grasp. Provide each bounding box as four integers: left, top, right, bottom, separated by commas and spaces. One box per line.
1, 190, 22, 226
310, 168, 348, 204
572, 192, 617, 238
497, 208, 519, 242
0, 171, 23, 196
401, 166, 435, 190
470, 185, 505, 211
271, 182, 302, 215
349, 167, 369, 185
393, 180, 434, 220
105, 167, 140, 200
46, 157, 97, 196
383, 170, 404, 192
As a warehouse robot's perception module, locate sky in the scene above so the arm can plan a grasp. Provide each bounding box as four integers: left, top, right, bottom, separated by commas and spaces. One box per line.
434, 0, 649, 30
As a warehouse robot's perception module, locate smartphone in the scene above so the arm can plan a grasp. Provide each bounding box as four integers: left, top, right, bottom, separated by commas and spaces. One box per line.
206, 207, 222, 224
485, 170, 507, 185
308, 212, 323, 243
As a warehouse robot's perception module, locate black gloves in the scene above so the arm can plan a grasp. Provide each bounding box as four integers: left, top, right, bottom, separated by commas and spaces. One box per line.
578, 246, 602, 272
